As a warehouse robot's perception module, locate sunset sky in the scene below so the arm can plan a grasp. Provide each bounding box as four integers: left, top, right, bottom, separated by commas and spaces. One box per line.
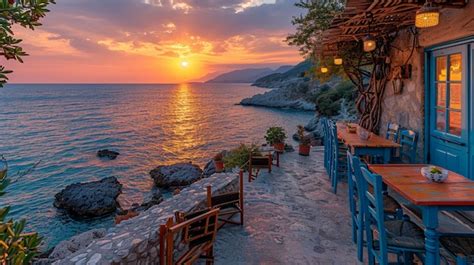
6, 0, 303, 84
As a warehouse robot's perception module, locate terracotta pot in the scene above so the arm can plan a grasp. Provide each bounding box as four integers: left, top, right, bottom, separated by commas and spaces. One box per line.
273, 142, 285, 153
299, 145, 311, 156
214, 160, 224, 172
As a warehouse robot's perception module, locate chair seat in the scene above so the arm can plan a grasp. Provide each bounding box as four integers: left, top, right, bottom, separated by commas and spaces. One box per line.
384, 220, 425, 250
440, 236, 474, 257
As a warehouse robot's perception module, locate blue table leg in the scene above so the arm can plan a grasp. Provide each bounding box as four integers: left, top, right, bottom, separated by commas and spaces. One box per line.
422, 206, 440, 265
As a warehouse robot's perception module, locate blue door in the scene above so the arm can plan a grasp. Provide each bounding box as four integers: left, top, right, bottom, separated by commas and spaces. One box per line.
428, 44, 469, 177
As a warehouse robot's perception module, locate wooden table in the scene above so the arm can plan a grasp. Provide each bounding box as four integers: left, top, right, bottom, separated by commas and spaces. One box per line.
337, 123, 400, 163
369, 164, 474, 265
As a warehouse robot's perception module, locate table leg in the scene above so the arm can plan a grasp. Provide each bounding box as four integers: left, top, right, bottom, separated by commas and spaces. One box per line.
422, 206, 440, 265
276, 152, 280, 167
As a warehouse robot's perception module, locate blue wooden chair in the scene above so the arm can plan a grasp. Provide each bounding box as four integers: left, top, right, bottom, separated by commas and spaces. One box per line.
347, 151, 404, 262
374, 123, 401, 163
330, 122, 347, 194
395, 129, 418, 164
386, 123, 401, 142
360, 167, 425, 265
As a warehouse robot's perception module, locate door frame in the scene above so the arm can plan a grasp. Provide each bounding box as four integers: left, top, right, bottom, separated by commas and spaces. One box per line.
424, 35, 474, 165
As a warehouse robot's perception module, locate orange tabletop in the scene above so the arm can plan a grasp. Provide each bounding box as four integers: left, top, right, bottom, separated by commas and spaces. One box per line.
369, 164, 474, 206
336, 123, 400, 149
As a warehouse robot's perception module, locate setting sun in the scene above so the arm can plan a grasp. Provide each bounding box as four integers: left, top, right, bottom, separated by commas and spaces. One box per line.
180, 61, 189, 68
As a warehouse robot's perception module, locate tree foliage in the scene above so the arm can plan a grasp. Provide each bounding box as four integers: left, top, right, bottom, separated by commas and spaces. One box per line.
0, 0, 55, 87
286, 0, 344, 57
0, 158, 42, 264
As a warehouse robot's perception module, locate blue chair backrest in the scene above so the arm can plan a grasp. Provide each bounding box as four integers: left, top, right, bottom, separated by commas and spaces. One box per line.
386, 123, 400, 142
399, 129, 418, 163
360, 167, 388, 265
347, 152, 364, 215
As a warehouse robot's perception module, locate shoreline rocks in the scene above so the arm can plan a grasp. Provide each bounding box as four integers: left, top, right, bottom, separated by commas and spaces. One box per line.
54, 177, 122, 218
97, 149, 120, 160
150, 163, 203, 188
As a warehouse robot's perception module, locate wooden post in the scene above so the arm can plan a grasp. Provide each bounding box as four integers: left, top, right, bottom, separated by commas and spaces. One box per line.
206, 185, 212, 208
268, 153, 272, 173
159, 224, 166, 265
165, 217, 174, 265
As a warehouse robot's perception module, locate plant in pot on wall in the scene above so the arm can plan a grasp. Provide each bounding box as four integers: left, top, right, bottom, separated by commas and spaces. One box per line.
297, 125, 311, 156
265, 127, 287, 153
213, 152, 225, 173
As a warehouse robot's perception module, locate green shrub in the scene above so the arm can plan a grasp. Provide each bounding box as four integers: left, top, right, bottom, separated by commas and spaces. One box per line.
223, 144, 261, 170
264, 127, 287, 145
312, 80, 356, 117
0, 158, 42, 264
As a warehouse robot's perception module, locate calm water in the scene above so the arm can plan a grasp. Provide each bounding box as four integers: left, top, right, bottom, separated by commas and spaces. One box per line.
0, 83, 313, 247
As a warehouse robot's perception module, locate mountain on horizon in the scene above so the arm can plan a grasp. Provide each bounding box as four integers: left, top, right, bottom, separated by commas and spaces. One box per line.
252, 60, 312, 88
205, 65, 293, 83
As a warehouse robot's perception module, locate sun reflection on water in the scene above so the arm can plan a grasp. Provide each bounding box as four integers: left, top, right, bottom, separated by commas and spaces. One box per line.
164, 83, 206, 162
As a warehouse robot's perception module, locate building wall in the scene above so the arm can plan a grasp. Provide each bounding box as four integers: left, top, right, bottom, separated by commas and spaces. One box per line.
379, 1, 474, 162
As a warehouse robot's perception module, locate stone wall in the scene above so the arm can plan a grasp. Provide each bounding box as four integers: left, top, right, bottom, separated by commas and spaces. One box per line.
379, 1, 474, 162
55, 172, 238, 265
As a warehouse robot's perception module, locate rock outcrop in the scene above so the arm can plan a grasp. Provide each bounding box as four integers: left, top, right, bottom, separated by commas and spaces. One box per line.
149, 163, 203, 188
47, 229, 106, 262
97, 149, 120, 160
203, 160, 216, 177
54, 177, 122, 218
240, 84, 317, 111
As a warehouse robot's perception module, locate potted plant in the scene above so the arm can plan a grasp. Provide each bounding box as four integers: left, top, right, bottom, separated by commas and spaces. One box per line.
213, 152, 225, 173
297, 125, 311, 156
265, 127, 287, 153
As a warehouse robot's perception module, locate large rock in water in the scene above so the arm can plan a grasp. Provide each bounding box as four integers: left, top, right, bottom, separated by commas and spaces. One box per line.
97, 149, 120, 160
150, 163, 203, 188
54, 177, 122, 217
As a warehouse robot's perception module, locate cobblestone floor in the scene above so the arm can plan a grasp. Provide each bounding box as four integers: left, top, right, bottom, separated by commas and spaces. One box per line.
213, 147, 359, 265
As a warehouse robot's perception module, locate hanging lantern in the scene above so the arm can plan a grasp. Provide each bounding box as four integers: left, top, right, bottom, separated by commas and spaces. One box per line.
320, 67, 328, 73
334, 57, 343, 65
363, 35, 376, 52
415, 1, 440, 28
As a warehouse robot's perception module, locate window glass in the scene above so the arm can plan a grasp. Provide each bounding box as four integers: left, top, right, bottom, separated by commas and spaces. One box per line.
449, 111, 462, 136
449, 54, 462, 81
450, 83, 462, 110
437, 83, 447, 107
436, 109, 446, 132
436, 56, 447, 81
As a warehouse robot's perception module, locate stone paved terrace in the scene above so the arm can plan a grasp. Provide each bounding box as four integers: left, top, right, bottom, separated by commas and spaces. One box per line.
213, 147, 358, 265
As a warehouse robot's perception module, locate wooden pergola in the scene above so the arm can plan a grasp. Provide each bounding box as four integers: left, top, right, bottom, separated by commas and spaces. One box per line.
319, 0, 467, 56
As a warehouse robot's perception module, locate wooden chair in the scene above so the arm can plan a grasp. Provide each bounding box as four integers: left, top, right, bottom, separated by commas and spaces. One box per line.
360, 167, 425, 265
248, 151, 272, 182
207, 170, 244, 229
385, 123, 400, 142
321, 118, 330, 174
391, 129, 418, 164
347, 151, 403, 263
159, 208, 220, 265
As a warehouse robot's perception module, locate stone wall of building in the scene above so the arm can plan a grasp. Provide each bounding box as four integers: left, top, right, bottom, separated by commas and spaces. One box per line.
379, 1, 474, 161
55, 172, 238, 265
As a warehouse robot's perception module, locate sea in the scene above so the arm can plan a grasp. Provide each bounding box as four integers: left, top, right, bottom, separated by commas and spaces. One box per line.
0, 83, 314, 247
